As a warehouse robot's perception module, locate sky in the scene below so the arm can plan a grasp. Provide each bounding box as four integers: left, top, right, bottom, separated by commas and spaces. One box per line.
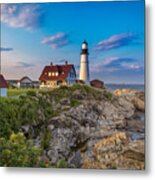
0, 0, 145, 84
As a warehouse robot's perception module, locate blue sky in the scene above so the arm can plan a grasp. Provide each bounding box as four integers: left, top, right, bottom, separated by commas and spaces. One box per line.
0, 0, 144, 83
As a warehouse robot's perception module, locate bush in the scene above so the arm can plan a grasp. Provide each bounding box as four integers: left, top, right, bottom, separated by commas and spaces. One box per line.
19, 98, 39, 125
105, 92, 113, 100
27, 90, 37, 97
0, 91, 60, 138
70, 99, 81, 107
0, 133, 50, 167
0, 98, 21, 138
56, 159, 67, 168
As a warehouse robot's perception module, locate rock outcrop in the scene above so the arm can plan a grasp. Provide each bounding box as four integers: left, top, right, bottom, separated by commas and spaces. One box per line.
82, 132, 144, 170
114, 89, 145, 112
24, 85, 144, 169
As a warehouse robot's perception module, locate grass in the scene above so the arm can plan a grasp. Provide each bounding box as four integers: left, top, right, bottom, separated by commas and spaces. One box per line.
105, 92, 113, 101
7, 89, 37, 97
70, 99, 81, 107
7, 85, 106, 103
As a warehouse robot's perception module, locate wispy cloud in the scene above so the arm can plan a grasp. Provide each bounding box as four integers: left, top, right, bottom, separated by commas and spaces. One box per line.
0, 47, 14, 52
0, 4, 44, 30
15, 62, 35, 68
41, 32, 71, 49
93, 33, 142, 51
90, 57, 143, 73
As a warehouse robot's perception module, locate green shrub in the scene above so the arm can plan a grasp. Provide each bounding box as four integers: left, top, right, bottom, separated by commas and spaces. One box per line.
0, 98, 21, 138
19, 98, 39, 125
105, 92, 113, 100
26, 90, 37, 97
0, 133, 50, 167
56, 159, 67, 168
70, 99, 81, 107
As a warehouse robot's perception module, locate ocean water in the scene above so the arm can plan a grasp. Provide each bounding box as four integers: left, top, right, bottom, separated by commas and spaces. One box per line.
105, 84, 144, 92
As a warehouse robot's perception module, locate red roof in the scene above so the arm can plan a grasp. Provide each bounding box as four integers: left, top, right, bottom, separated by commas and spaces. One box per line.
90, 79, 104, 83
90, 79, 104, 88
39, 64, 76, 81
0, 74, 8, 88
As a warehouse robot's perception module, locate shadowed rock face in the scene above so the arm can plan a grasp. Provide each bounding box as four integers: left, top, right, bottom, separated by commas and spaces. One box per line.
22, 86, 144, 169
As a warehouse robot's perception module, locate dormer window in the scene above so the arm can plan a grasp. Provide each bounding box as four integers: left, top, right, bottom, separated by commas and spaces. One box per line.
48, 72, 52, 76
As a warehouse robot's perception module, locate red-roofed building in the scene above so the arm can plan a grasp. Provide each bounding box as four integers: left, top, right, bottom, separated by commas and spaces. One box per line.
90, 79, 104, 89
39, 61, 76, 88
0, 74, 8, 97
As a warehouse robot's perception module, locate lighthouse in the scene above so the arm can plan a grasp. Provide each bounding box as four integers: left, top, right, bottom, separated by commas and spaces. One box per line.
79, 41, 90, 84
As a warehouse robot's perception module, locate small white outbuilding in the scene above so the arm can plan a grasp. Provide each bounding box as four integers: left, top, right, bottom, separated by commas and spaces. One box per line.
0, 74, 8, 97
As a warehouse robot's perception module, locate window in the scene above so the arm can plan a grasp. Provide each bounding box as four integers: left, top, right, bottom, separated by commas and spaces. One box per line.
52, 72, 55, 76
55, 72, 58, 76
48, 72, 52, 76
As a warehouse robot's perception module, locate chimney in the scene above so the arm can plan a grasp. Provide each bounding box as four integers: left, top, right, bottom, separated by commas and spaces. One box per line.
65, 61, 68, 65
50, 62, 53, 66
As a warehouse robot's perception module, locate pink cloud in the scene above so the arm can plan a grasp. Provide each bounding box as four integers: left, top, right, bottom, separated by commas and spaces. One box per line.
41, 32, 70, 49
90, 56, 143, 73
94, 33, 142, 51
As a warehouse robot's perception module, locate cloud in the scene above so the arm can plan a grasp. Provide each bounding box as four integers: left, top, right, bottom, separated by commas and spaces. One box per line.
58, 59, 67, 63
0, 4, 44, 30
93, 33, 142, 51
0, 47, 13, 52
41, 32, 71, 49
90, 57, 143, 73
15, 62, 35, 68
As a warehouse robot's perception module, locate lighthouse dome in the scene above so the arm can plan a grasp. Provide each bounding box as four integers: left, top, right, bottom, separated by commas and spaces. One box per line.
82, 40, 88, 49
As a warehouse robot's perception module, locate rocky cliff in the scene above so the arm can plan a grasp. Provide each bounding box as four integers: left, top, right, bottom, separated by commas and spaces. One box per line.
22, 85, 144, 170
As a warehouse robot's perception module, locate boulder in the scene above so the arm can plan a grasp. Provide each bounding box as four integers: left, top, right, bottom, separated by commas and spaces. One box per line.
132, 98, 145, 112
114, 89, 145, 112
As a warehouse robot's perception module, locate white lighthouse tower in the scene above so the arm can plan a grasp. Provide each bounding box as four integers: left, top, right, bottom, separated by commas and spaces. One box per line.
79, 41, 90, 84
